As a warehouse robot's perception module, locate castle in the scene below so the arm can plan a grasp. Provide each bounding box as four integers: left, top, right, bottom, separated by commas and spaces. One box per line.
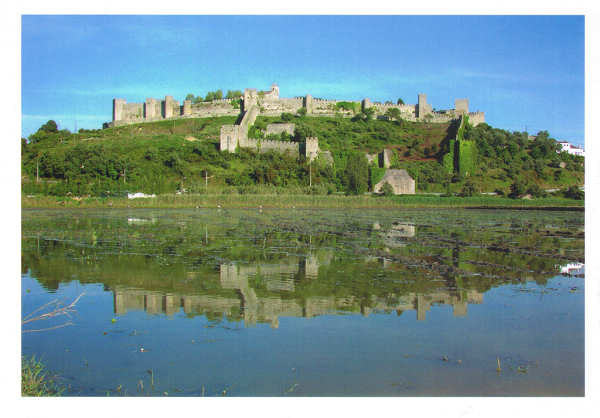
110, 84, 485, 161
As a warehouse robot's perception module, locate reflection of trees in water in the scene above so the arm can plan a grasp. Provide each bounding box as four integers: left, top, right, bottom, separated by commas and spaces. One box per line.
22, 243, 564, 328
22, 209, 583, 325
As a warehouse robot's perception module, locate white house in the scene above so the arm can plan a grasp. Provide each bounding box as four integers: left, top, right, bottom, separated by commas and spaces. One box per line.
557, 141, 585, 157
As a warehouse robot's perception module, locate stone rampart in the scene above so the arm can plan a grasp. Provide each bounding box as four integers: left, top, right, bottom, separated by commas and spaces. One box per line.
257, 97, 303, 115
239, 105, 259, 141
109, 85, 485, 135
373, 103, 418, 120
241, 138, 300, 155
424, 112, 454, 123
310, 98, 338, 115
190, 101, 239, 117
468, 111, 485, 126
266, 123, 295, 136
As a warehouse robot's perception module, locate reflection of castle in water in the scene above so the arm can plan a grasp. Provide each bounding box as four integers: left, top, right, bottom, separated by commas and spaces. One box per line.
374, 222, 416, 248
113, 251, 483, 328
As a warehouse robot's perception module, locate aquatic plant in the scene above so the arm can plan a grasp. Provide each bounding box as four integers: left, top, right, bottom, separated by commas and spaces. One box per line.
21, 356, 63, 396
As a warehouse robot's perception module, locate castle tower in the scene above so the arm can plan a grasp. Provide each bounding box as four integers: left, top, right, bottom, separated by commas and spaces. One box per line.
455, 98, 469, 115
164, 95, 175, 118
113, 98, 126, 122
270, 83, 279, 99
417, 93, 430, 119
362, 98, 372, 112
145, 98, 160, 120
304, 94, 313, 114
220, 125, 239, 152
305, 137, 319, 162
183, 99, 192, 116
243, 88, 258, 112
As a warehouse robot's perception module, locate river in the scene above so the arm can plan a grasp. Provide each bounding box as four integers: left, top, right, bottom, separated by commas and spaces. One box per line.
21, 208, 584, 396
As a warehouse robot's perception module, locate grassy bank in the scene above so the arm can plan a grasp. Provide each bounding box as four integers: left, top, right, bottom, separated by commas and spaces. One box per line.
22, 193, 584, 210
22, 356, 63, 396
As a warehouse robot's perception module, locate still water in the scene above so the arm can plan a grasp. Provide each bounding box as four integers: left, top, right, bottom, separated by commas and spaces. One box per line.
21, 208, 584, 396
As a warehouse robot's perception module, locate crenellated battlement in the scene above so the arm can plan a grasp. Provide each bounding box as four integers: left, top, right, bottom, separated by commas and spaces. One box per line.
108, 83, 485, 132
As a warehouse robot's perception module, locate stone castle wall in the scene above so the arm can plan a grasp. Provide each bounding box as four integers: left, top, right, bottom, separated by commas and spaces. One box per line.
469, 111, 485, 126
258, 97, 304, 116
241, 138, 300, 156
266, 123, 295, 136
190, 100, 239, 117
110, 85, 485, 134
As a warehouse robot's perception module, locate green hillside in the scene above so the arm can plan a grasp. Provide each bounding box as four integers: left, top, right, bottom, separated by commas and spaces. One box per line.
21, 113, 584, 198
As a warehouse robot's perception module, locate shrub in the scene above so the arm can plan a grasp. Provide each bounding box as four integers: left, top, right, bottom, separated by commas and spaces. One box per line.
281, 112, 294, 122
460, 179, 476, 197
381, 182, 394, 196
526, 183, 547, 198
22, 356, 63, 396
509, 179, 527, 198
344, 153, 368, 195
563, 185, 584, 200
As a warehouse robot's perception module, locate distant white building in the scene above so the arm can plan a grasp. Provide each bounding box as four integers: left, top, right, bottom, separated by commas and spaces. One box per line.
559, 262, 584, 275
127, 192, 156, 199
557, 141, 585, 157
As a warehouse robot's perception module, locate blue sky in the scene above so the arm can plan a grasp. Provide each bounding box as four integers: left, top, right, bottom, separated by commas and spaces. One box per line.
21, 15, 585, 146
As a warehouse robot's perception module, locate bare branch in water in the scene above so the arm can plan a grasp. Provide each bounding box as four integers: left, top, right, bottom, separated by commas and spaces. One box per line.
22, 293, 85, 332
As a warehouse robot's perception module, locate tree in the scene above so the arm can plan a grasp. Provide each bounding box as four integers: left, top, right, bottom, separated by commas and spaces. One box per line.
363, 107, 376, 121
460, 179, 476, 197
526, 183, 546, 198
397, 98, 404, 105
226, 90, 242, 99
185, 93, 195, 101
28, 120, 60, 143
294, 125, 315, 141
41, 120, 58, 133
381, 182, 394, 196
281, 112, 294, 122
509, 179, 527, 198
564, 185, 584, 200
205, 89, 223, 101
385, 107, 402, 121
297, 107, 307, 117
344, 153, 369, 195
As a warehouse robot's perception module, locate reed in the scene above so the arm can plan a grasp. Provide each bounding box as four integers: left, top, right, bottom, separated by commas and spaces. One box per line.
21, 356, 63, 396
22, 193, 585, 210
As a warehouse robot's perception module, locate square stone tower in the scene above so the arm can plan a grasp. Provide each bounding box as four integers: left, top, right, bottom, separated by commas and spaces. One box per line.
220, 125, 239, 152
183, 99, 192, 116
304, 94, 313, 114
305, 137, 319, 162
243, 88, 258, 112
455, 98, 469, 114
145, 98, 161, 120
164, 96, 175, 118
362, 98, 372, 112
417, 94, 432, 119
113, 98, 126, 122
